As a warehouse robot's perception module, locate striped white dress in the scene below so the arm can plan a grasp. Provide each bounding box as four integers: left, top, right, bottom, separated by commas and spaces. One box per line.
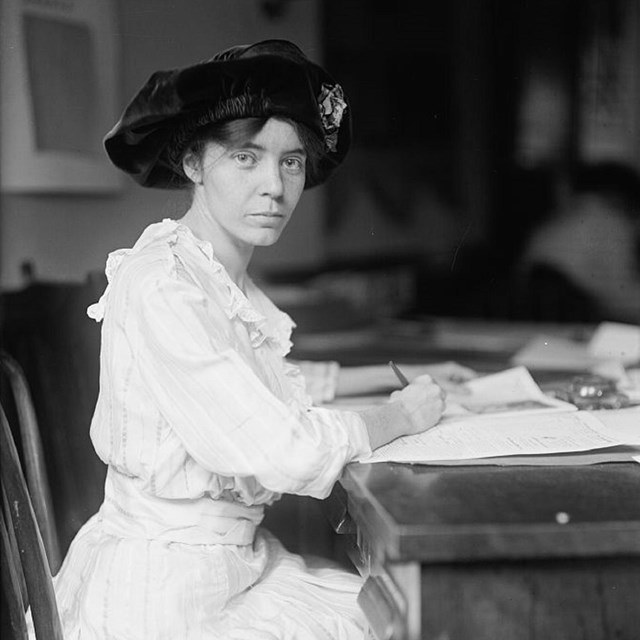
44, 220, 372, 639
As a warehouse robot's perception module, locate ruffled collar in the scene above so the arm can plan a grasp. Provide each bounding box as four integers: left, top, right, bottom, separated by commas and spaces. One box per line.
87, 219, 295, 356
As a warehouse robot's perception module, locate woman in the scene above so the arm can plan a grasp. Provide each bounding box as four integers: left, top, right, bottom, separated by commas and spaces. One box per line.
44, 40, 473, 639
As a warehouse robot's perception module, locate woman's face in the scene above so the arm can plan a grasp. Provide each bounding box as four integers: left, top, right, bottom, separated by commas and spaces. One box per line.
188, 118, 307, 250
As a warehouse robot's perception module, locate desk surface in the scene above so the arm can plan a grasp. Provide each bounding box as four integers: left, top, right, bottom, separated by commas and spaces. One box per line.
339, 461, 640, 564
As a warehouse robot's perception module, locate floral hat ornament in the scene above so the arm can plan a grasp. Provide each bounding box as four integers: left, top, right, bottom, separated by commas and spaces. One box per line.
104, 39, 352, 190
317, 83, 347, 153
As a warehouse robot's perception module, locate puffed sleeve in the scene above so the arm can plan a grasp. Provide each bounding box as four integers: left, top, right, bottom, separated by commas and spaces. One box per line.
130, 264, 371, 499
290, 359, 340, 404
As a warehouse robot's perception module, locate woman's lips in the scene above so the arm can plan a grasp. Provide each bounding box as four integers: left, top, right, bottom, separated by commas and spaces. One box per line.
247, 212, 285, 226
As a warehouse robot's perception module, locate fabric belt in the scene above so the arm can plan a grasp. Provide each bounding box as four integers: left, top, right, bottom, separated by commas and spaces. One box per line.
99, 467, 263, 546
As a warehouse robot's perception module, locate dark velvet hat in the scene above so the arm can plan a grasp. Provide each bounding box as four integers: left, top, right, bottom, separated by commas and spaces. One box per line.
104, 39, 351, 189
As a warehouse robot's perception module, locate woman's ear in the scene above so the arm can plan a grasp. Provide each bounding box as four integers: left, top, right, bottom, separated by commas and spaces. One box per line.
182, 152, 203, 185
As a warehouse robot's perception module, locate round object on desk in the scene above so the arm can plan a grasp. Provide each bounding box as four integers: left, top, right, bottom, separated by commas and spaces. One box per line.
567, 375, 630, 410
554, 374, 631, 411
570, 374, 617, 398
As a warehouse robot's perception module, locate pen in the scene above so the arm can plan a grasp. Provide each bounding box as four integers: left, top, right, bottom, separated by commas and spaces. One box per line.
389, 360, 410, 388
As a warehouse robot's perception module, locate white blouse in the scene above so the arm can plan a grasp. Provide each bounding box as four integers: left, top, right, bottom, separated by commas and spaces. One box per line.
36, 220, 370, 639
86, 219, 371, 545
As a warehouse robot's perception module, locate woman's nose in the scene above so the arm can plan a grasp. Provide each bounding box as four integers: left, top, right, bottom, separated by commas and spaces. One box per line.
260, 160, 284, 198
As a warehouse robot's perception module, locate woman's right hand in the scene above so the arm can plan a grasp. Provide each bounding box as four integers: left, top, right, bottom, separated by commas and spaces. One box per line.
358, 375, 446, 450
389, 374, 446, 435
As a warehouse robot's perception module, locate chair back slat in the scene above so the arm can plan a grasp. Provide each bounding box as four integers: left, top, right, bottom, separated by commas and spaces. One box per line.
0, 403, 64, 640
1, 506, 30, 639
1, 485, 28, 607
0, 351, 61, 573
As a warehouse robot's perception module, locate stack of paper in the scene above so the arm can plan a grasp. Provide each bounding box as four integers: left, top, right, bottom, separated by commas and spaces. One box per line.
358, 366, 640, 465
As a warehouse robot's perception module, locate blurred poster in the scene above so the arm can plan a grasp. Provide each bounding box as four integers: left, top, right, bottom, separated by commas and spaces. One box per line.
0, 0, 122, 193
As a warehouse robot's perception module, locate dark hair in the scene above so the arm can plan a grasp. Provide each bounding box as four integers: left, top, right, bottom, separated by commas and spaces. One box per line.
570, 161, 640, 218
178, 116, 325, 188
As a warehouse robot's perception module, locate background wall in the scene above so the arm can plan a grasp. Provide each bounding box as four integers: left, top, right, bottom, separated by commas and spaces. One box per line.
0, 0, 325, 291
2, 0, 639, 302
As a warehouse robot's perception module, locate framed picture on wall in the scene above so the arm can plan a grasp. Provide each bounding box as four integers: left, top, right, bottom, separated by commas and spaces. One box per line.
0, 0, 122, 193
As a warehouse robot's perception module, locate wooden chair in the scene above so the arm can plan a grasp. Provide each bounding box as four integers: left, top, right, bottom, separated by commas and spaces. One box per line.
0, 350, 61, 573
1, 401, 64, 640
0, 284, 106, 556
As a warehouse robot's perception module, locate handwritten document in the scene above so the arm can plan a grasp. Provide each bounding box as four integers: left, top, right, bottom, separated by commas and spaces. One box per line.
364, 410, 637, 464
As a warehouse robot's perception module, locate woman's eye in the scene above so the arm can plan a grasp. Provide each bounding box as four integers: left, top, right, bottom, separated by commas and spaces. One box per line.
233, 152, 256, 166
283, 157, 304, 173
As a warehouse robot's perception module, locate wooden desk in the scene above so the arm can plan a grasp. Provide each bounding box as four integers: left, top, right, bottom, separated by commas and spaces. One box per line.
329, 461, 640, 640
303, 317, 640, 637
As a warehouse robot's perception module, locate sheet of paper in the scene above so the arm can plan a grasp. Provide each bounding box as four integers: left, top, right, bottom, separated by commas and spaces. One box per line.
512, 323, 640, 371
624, 368, 640, 402
413, 445, 640, 467
592, 407, 640, 442
510, 335, 602, 370
364, 411, 626, 464
588, 322, 640, 365
445, 366, 575, 419
589, 360, 632, 389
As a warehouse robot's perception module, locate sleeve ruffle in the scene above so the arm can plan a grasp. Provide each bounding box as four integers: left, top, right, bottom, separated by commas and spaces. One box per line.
87, 219, 182, 322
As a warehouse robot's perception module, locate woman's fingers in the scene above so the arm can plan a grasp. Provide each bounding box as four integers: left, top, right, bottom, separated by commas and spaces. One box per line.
390, 376, 446, 433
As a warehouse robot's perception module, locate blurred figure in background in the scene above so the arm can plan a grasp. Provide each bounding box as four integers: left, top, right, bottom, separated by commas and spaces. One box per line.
519, 161, 640, 324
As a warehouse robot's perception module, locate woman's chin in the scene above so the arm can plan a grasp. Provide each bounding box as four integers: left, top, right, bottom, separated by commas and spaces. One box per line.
249, 229, 285, 247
